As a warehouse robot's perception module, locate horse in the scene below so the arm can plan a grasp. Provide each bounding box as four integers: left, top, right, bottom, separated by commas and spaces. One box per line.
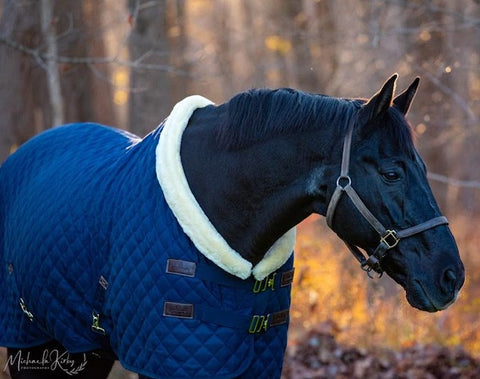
0, 74, 464, 378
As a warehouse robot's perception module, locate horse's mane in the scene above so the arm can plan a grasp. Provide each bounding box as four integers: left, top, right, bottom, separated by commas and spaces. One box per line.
217, 88, 357, 149
217, 88, 415, 157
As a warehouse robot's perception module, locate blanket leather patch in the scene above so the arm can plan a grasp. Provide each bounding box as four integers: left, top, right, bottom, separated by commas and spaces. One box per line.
166, 259, 196, 277
281, 269, 295, 287
163, 302, 194, 319
270, 309, 289, 327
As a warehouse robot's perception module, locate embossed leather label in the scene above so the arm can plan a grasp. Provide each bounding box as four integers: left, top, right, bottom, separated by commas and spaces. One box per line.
163, 302, 194, 319
280, 269, 295, 287
270, 310, 289, 326
166, 259, 196, 277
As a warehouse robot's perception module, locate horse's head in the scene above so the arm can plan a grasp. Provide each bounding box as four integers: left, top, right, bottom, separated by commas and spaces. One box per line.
326, 74, 465, 312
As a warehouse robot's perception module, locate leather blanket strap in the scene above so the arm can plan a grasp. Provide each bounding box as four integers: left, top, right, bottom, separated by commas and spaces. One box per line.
160, 259, 294, 333
89, 258, 294, 336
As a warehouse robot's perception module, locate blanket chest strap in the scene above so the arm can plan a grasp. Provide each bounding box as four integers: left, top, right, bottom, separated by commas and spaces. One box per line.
163, 301, 289, 334
166, 258, 294, 292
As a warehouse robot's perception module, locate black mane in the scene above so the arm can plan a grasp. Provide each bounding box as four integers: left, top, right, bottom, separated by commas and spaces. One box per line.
217, 88, 415, 157
217, 88, 358, 149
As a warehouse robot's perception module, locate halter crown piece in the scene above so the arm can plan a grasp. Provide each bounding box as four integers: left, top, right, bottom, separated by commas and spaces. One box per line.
325, 120, 448, 277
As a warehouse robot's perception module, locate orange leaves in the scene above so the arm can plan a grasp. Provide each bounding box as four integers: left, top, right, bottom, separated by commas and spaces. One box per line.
291, 216, 480, 357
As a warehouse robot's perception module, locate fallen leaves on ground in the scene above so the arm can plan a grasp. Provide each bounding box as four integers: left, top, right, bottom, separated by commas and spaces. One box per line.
283, 324, 480, 378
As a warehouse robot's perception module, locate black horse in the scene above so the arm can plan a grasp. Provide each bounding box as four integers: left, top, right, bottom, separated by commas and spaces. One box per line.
1, 74, 464, 378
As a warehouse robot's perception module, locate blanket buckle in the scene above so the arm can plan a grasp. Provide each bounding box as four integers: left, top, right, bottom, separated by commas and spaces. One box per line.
252, 272, 277, 293
249, 314, 270, 334
19, 298, 34, 321
248, 309, 289, 334
91, 311, 106, 335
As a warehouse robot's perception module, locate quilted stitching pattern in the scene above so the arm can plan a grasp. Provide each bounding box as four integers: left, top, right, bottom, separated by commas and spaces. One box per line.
1, 124, 127, 351
0, 122, 293, 378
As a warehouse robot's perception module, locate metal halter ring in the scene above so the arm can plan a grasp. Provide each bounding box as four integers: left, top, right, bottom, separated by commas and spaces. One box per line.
336, 175, 351, 189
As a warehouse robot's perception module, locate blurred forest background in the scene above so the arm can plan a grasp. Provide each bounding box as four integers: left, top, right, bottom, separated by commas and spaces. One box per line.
0, 0, 479, 377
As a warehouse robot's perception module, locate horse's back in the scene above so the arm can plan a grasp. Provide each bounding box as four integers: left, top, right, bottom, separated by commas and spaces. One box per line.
1, 123, 138, 182
0, 123, 137, 258
0, 123, 138, 350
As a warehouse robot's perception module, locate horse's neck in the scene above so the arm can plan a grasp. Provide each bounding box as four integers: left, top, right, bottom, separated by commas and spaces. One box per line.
181, 105, 342, 264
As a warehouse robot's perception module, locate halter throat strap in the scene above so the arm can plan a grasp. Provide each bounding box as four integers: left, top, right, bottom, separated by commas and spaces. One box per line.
325, 121, 448, 276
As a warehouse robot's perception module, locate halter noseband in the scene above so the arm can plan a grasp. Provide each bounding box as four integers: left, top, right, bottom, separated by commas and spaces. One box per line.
326, 120, 448, 277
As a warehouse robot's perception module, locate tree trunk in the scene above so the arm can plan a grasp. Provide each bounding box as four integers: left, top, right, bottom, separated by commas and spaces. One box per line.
0, 0, 46, 162
0, 0, 116, 162
127, 0, 172, 136
54, 0, 116, 126
40, 0, 64, 127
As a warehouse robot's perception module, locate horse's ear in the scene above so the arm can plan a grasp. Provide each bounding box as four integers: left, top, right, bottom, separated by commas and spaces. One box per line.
393, 77, 420, 115
362, 74, 397, 122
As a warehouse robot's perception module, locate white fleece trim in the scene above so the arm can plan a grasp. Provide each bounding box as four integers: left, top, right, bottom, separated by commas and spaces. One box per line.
156, 95, 295, 280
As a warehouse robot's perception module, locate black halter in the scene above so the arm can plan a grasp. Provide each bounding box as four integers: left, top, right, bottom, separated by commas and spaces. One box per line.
326, 121, 448, 277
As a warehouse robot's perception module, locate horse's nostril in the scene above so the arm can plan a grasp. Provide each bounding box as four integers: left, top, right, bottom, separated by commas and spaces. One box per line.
442, 268, 457, 293
446, 269, 456, 282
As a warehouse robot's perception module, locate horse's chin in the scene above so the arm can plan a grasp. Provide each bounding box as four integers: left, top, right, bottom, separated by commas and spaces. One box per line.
381, 254, 461, 312
405, 280, 459, 312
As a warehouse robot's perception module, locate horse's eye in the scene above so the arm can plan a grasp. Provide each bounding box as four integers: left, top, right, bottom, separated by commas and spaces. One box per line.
382, 171, 400, 181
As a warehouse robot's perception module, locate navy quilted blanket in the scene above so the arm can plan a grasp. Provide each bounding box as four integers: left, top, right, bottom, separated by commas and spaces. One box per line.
0, 96, 296, 378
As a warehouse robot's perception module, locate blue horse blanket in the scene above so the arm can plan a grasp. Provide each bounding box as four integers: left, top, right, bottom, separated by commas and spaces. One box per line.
0, 96, 296, 378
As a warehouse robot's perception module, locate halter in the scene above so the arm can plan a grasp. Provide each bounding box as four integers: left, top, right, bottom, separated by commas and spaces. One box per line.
326, 120, 448, 277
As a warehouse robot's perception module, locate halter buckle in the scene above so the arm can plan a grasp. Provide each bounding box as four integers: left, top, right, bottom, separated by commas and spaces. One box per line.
380, 230, 399, 249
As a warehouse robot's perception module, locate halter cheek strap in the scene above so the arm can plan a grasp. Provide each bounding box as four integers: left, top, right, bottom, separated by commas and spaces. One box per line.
326, 121, 449, 277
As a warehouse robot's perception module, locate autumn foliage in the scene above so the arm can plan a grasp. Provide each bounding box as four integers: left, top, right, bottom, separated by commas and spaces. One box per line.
283, 325, 480, 378
288, 214, 480, 362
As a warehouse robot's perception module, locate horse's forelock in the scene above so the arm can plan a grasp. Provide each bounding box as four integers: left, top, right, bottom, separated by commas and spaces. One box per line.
354, 99, 416, 159
385, 106, 416, 159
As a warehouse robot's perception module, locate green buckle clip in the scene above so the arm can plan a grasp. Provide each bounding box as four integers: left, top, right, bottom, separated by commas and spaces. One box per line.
248, 309, 289, 334
249, 314, 270, 334
91, 312, 106, 335
252, 272, 277, 293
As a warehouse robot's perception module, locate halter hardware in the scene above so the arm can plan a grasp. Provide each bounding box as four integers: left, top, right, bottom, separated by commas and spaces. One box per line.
336, 175, 351, 189
380, 230, 399, 249
326, 120, 449, 277
361, 261, 383, 279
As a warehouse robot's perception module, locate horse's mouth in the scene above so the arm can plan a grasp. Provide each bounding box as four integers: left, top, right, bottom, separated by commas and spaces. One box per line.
410, 280, 438, 312
409, 280, 458, 313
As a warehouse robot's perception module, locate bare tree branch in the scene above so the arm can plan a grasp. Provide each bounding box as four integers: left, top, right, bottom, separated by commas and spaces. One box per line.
0, 34, 190, 76
428, 172, 480, 189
